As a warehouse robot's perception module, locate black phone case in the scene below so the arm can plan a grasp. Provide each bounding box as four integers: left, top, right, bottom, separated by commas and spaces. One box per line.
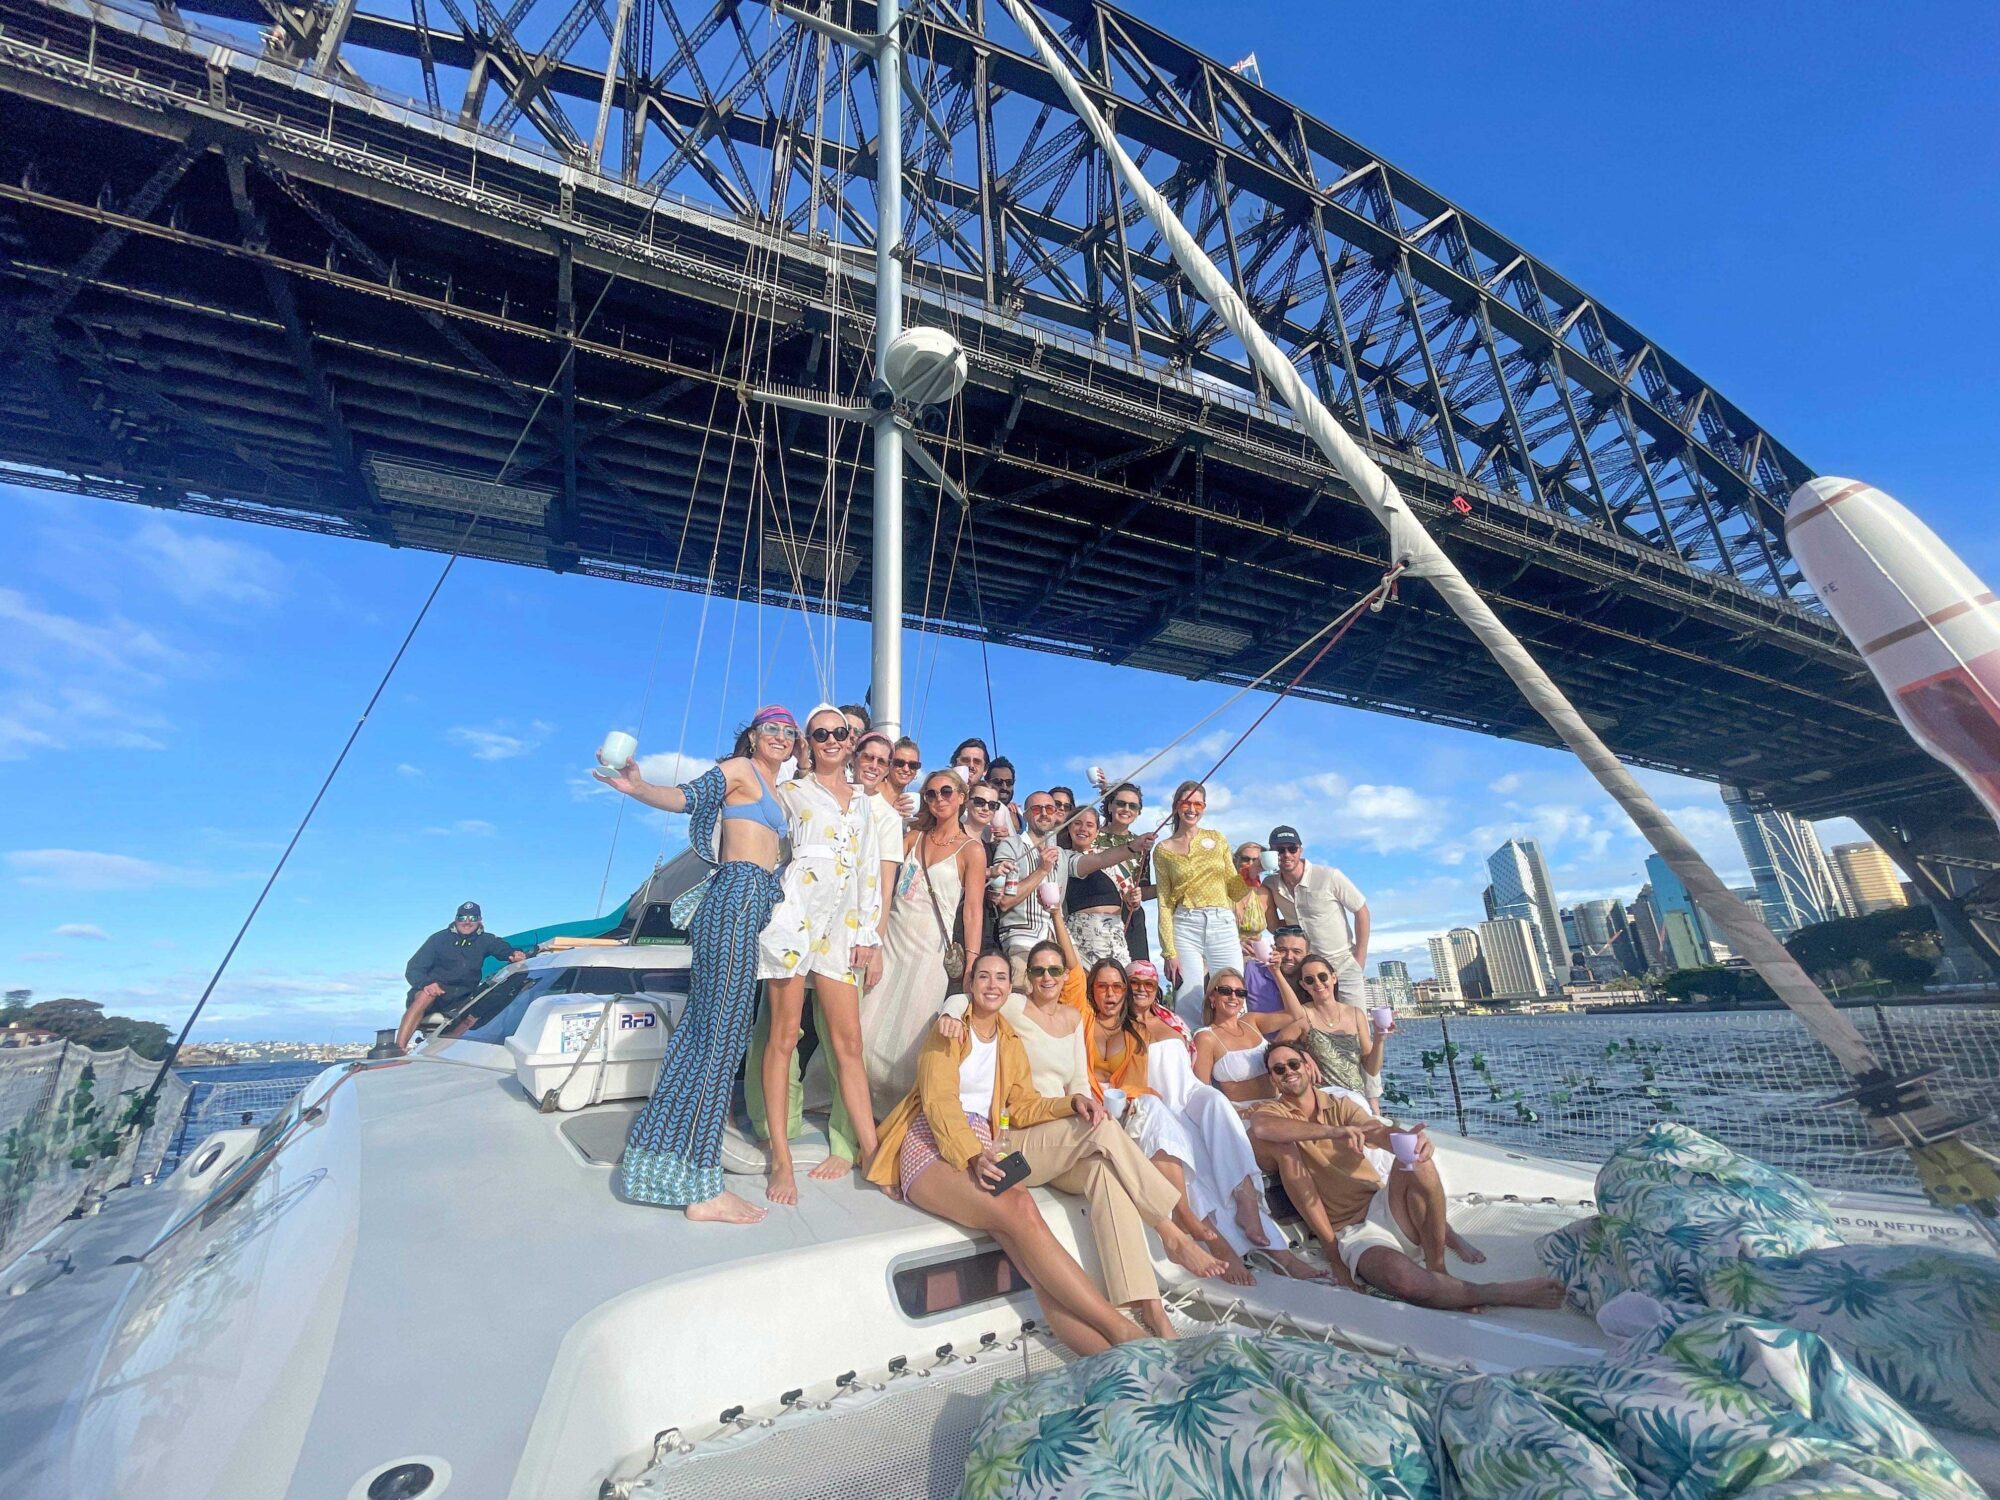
984, 1150, 1031, 1194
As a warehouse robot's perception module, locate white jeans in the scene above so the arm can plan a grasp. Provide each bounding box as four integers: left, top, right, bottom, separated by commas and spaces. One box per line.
1171, 905, 1242, 1029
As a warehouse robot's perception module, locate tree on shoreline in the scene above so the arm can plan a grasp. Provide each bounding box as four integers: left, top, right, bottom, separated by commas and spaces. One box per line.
0, 994, 171, 1059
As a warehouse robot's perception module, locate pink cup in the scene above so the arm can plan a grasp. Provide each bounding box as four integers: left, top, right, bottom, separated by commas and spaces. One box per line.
1389, 1129, 1423, 1169
1251, 931, 1274, 962
1036, 880, 1061, 911
1371, 1005, 1396, 1035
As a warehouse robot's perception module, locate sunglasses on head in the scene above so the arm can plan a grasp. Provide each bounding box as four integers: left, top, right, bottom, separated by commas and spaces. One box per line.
968, 796, 999, 811
808, 725, 852, 744
1269, 1058, 1307, 1075
1026, 964, 1064, 979
1211, 985, 1246, 998
922, 785, 960, 800
891, 757, 921, 771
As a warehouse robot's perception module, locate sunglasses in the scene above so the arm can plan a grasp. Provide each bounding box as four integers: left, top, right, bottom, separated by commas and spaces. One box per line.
1273, 844, 1302, 853
1110, 799, 1140, 812
808, 725, 852, 744
856, 751, 888, 766
1269, 1059, 1307, 1076
755, 723, 798, 739
891, 757, 922, 772
922, 785, 960, 801
1301, 972, 1333, 986
1026, 964, 1064, 979
1025, 803, 1056, 814
1211, 985, 1246, 998
968, 797, 999, 811
1052, 799, 1074, 810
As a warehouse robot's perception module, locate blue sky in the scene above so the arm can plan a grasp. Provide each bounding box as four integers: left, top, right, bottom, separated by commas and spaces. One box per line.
3, 2, 1995, 1040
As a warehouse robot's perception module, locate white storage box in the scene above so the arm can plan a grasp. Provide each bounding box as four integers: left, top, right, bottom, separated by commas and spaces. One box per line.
507, 993, 673, 1111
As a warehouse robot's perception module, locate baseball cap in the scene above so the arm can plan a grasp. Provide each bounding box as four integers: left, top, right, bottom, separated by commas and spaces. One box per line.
456, 901, 482, 921
1267, 825, 1302, 850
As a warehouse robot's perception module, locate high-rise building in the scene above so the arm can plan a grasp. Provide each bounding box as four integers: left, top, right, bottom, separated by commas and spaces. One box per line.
1478, 916, 1553, 997
1426, 935, 1464, 1000
1720, 784, 1847, 937
1377, 960, 1412, 1007
1573, 898, 1618, 950
1486, 838, 1570, 975
1832, 842, 1910, 915
1628, 885, 1666, 970
1560, 908, 1582, 951
1646, 853, 1722, 969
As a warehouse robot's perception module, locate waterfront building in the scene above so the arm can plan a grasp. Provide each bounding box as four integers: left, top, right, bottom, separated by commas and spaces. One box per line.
1573, 898, 1617, 950
1426, 934, 1464, 1000
1478, 916, 1553, 998
1486, 838, 1570, 976
1628, 886, 1667, 970
1832, 842, 1910, 915
1720, 784, 1848, 937
1645, 854, 1722, 969
1377, 960, 1413, 1007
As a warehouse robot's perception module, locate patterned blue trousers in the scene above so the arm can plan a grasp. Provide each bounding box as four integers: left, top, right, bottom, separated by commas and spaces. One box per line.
619, 860, 782, 1206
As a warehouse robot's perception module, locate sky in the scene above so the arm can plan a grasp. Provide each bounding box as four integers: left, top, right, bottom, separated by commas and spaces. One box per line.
3, 2, 1996, 1041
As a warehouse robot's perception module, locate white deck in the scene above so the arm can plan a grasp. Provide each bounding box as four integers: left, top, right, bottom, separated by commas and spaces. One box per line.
1, 1048, 1992, 1499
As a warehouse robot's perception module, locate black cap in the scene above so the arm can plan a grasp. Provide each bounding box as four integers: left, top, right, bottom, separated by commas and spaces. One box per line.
1267, 825, 1302, 850
456, 901, 482, 921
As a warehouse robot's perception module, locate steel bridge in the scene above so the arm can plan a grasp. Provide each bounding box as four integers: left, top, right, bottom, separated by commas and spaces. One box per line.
0, 0, 1994, 965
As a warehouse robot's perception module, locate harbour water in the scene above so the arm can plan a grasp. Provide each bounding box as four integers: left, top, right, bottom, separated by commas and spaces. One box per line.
164, 1007, 2000, 1196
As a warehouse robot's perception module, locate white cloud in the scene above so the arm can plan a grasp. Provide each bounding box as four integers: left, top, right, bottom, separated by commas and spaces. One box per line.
53, 923, 110, 941
1199, 770, 1448, 856
130, 521, 286, 607
449, 719, 554, 761
424, 819, 497, 837
6, 849, 207, 891
396, 763, 425, 778
1488, 772, 1524, 795
1063, 730, 1236, 788
0, 587, 187, 676
13, 951, 62, 964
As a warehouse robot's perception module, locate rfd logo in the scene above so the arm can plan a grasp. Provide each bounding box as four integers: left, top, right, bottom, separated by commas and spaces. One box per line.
619, 1011, 658, 1029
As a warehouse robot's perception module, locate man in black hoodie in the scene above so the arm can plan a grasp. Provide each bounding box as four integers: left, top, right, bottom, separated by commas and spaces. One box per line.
397, 901, 525, 1051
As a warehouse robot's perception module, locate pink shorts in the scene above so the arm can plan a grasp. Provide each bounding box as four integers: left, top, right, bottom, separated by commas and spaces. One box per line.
897, 1112, 993, 1197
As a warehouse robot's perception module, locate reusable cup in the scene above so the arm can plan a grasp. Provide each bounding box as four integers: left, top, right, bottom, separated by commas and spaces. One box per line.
1251, 930, 1274, 962
1087, 765, 1108, 788
1389, 1129, 1423, 1169
598, 730, 637, 772
1371, 1005, 1396, 1035
1259, 850, 1280, 876
1100, 1086, 1127, 1120
1036, 880, 1061, 911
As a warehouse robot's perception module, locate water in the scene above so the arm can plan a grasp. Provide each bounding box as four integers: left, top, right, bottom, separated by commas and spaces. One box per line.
1380, 1004, 2000, 1197
162, 1060, 332, 1171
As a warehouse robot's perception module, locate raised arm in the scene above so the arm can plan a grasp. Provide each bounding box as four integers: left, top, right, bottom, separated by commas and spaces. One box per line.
1050, 901, 1082, 973
1071, 832, 1153, 878
1252, 960, 1309, 1036
593, 753, 692, 813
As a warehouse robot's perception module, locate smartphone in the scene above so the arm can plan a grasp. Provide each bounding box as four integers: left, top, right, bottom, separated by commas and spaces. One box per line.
983, 1150, 1031, 1195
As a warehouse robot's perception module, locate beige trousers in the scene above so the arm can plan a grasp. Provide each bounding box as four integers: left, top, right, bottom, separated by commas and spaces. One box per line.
1013, 1115, 1180, 1306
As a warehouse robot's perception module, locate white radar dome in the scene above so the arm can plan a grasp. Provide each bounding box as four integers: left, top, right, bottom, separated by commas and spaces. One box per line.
882, 327, 967, 406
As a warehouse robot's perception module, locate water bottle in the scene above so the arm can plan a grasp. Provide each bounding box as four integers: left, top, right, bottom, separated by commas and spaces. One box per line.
993, 1113, 1012, 1153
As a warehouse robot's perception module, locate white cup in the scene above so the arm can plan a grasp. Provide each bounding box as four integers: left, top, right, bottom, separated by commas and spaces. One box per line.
1100, 1086, 1127, 1121
1037, 880, 1061, 911
1259, 850, 1280, 876
1389, 1129, 1423, 1169
991, 804, 1014, 836
1087, 765, 1107, 789
1252, 930, 1274, 962
1371, 1005, 1396, 1035
599, 730, 637, 772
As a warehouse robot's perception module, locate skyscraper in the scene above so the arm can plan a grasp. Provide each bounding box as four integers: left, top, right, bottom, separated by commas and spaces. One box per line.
1426, 935, 1464, 1000
1645, 853, 1720, 969
1377, 959, 1412, 1007
1832, 842, 1910, 915
1478, 916, 1552, 997
1486, 838, 1570, 975
1720, 784, 1847, 937
1628, 885, 1666, 970
1573, 898, 1618, 949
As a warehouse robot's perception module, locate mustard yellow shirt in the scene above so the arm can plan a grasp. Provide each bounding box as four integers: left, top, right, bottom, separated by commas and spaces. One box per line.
1152, 828, 1248, 959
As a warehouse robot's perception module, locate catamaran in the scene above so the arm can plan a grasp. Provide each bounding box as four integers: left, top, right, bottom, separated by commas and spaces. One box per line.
1, 0, 1996, 1495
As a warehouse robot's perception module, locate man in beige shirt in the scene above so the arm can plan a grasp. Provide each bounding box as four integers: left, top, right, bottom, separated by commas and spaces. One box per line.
1247, 1040, 1564, 1309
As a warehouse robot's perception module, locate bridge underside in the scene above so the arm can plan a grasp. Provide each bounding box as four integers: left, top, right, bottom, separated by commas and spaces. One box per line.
0, 0, 1994, 968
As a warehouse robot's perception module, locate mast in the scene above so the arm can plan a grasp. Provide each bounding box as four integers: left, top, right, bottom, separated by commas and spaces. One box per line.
869, 0, 904, 737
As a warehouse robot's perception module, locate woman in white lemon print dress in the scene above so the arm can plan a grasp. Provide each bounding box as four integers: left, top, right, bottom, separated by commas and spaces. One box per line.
757, 705, 883, 1206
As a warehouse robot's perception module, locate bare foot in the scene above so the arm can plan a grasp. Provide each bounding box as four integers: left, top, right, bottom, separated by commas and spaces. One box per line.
808, 1154, 853, 1182
1159, 1226, 1227, 1280
1109, 1315, 1153, 1345
1508, 1278, 1567, 1310
1252, 1248, 1330, 1282
1447, 1228, 1486, 1265
1212, 1242, 1254, 1286
1232, 1182, 1270, 1248
1131, 1300, 1179, 1339
766, 1163, 799, 1205
685, 1190, 767, 1225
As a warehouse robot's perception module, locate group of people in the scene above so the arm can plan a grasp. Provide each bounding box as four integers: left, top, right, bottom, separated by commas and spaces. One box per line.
594, 703, 1561, 1351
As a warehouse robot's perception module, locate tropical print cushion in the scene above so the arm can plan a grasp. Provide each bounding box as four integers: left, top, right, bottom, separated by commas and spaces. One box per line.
963, 1313, 1984, 1499
1538, 1123, 2000, 1440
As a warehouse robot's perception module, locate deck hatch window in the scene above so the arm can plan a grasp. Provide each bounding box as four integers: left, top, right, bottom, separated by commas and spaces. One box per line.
892, 1247, 1026, 1319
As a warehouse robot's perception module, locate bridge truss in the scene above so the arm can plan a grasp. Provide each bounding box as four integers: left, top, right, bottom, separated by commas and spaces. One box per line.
0, 0, 1993, 965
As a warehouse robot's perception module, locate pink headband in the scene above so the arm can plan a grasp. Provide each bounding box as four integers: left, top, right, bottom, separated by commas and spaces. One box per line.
1128, 960, 1160, 984
750, 704, 797, 730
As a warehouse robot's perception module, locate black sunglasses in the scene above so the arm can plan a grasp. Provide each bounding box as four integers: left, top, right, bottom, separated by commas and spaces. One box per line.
808, 725, 852, 744
891, 757, 921, 771
1211, 985, 1247, 998
968, 797, 999, 811
1301, 971, 1333, 985
1269, 1058, 1307, 1075
1110, 799, 1140, 812
1026, 964, 1064, 978
1052, 798, 1074, 809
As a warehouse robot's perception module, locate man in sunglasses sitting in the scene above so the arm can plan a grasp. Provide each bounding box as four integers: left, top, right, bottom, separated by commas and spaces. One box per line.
1247, 1040, 1563, 1310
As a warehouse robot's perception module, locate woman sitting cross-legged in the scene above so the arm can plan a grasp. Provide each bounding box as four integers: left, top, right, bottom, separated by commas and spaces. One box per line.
936, 944, 1225, 1338
867, 952, 1153, 1357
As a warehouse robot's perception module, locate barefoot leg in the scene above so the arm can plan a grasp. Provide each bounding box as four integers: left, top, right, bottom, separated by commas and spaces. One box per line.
684, 1190, 768, 1225
1231, 1176, 1271, 1248
761, 978, 806, 1204
1389, 1165, 1448, 1273
812, 975, 880, 1176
